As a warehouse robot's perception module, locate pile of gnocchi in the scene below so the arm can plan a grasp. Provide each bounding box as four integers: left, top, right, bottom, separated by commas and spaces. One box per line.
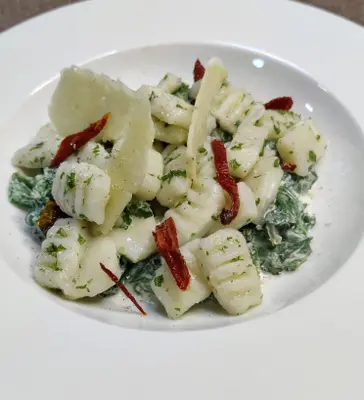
10, 58, 326, 319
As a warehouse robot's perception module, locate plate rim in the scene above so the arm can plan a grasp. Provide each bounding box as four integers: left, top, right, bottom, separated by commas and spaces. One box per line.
0, 0, 363, 398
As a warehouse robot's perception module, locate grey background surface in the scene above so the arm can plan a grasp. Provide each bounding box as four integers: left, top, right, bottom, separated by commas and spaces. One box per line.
0, 0, 363, 32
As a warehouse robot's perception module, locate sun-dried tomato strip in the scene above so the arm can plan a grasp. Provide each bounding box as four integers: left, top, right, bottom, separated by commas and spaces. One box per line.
100, 262, 146, 316
281, 162, 297, 172
50, 113, 110, 168
153, 217, 191, 291
211, 139, 240, 225
193, 59, 205, 82
37, 200, 67, 233
264, 97, 293, 111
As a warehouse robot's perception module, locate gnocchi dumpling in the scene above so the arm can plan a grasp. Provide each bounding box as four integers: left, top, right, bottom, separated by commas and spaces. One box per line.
35, 218, 121, 299
227, 124, 269, 179
135, 149, 164, 201
164, 177, 225, 245
196, 228, 262, 315
157, 73, 183, 94
68, 141, 110, 170
156, 145, 191, 208
244, 148, 283, 224
52, 161, 111, 224
109, 216, 156, 263
257, 110, 300, 140
195, 138, 217, 179
151, 239, 211, 319
153, 117, 188, 145
12, 123, 62, 169
208, 182, 257, 233
212, 86, 264, 134
277, 120, 327, 176
148, 87, 194, 129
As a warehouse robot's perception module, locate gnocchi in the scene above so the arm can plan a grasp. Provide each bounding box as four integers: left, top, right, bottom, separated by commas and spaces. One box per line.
52, 161, 111, 225
196, 229, 262, 315
35, 218, 121, 299
151, 240, 211, 319
277, 120, 327, 176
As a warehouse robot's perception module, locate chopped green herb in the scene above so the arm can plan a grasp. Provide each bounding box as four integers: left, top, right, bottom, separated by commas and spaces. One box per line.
31, 156, 46, 165
229, 159, 241, 171
172, 82, 189, 102
84, 176, 92, 186
149, 91, 157, 102
210, 127, 233, 144
231, 143, 243, 151
274, 159, 280, 168
64, 172, 76, 193
56, 228, 68, 238
308, 150, 317, 162
93, 145, 100, 156
78, 234, 86, 245
154, 275, 164, 287
29, 142, 44, 151
125, 199, 153, 219
79, 214, 89, 221
211, 214, 219, 221
259, 139, 275, 157
273, 123, 281, 135
216, 244, 228, 253
255, 197, 261, 205
176, 104, 185, 109
198, 146, 208, 155
162, 74, 168, 81
234, 120, 241, 128
230, 256, 244, 262
164, 152, 181, 165
161, 169, 187, 183
316, 135, 321, 141
174, 196, 188, 208
76, 284, 90, 292
47, 262, 62, 272
174, 308, 181, 312
118, 199, 154, 230
45, 243, 66, 257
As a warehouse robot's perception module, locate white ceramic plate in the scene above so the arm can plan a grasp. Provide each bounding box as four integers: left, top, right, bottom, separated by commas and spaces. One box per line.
1, 0, 364, 398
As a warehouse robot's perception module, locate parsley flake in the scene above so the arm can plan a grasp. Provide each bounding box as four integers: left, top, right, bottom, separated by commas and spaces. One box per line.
64, 172, 76, 193
29, 142, 44, 151
56, 228, 68, 238
78, 234, 86, 245
308, 150, 317, 162
154, 275, 164, 287
231, 143, 243, 151
229, 159, 241, 171
161, 170, 187, 183
45, 243, 66, 257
